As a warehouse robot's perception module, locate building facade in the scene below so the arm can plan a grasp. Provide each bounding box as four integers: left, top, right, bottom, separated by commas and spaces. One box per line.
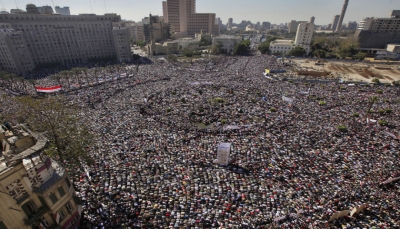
346, 21, 358, 30
0, 4, 129, 74
288, 20, 307, 33
212, 35, 242, 54
0, 124, 81, 229
112, 26, 133, 62
355, 10, 400, 48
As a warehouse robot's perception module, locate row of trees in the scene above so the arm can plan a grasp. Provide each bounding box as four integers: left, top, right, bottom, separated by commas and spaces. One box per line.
310, 35, 366, 60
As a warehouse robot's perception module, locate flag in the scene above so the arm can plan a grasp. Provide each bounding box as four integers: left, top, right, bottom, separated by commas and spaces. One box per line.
35, 85, 62, 93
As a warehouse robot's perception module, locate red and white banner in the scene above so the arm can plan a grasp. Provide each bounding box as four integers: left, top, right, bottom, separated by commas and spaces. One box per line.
35, 85, 62, 93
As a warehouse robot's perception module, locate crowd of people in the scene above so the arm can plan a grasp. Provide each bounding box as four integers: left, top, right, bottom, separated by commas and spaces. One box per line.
2, 55, 400, 228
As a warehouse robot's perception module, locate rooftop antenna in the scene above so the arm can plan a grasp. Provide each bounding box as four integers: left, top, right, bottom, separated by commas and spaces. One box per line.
88, 0, 93, 13
0, 0, 6, 10
103, 0, 107, 13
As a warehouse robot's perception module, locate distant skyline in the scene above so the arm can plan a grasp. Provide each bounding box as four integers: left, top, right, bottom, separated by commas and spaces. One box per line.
1, 0, 398, 25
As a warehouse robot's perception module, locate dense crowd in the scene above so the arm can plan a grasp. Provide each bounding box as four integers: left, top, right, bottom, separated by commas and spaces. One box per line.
2, 55, 400, 229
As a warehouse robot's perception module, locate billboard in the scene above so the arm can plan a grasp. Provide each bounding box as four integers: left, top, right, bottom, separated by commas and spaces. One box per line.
217, 143, 231, 165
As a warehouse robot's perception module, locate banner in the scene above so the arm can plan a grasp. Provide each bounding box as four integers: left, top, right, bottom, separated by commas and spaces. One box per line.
35, 85, 62, 93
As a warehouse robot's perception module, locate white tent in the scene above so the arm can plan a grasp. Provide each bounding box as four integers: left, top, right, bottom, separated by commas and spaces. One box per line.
217, 143, 231, 165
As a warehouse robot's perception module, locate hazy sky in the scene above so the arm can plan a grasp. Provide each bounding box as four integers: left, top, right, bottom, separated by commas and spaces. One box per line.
1, 0, 398, 25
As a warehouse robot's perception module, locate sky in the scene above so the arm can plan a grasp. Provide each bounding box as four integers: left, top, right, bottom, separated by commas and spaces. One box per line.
1, 0, 398, 25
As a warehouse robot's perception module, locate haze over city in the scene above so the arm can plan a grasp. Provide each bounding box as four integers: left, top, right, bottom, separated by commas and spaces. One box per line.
1, 0, 398, 24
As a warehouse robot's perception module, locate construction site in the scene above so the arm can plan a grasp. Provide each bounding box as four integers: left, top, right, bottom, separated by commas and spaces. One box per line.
291, 59, 400, 83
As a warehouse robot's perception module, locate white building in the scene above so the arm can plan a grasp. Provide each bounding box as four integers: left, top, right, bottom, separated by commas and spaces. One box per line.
269, 21, 314, 55
212, 35, 241, 54
176, 37, 199, 50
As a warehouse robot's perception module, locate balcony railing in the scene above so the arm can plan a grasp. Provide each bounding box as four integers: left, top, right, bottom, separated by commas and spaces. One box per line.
23, 205, 49, 225
16, 193, 30, 204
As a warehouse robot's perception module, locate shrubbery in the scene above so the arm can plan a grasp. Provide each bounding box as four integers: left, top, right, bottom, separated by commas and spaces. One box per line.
319, 101, 327, 106
270, 107, 277, 112
372, 78, 380, 83
376, 89, 383, 94
352, 113, 359, 117
378, 120, 388, 126
337, 125, 347, 132
166, 108, 172, 112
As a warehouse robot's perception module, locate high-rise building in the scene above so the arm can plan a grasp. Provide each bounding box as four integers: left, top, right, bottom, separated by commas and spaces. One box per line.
0, 4, 129, 74
0, 124, 81, 229
55, 6, 70, 15
355, 10, 400, 48
295, 22, 314, 46
310, 16, 315, 24
288, 20, 307, 33
162, 0, 218, 37
331, 15, 340, 31
261, 22, 271, 30
226, 18, 233, 30
112, 24, 133, 62
162, 0, 195, 34
346, 21, 357, 30
336, 0, 349, 32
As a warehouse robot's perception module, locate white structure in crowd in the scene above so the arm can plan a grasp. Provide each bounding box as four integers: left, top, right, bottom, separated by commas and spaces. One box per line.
269, 19, 314, 55
216, 143, 231, 165
55, 6, 70, 15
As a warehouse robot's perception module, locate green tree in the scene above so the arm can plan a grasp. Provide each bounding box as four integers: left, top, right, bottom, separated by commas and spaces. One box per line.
6, 96, 95, 170
354, 52, 366, 60
211, 42, 223, 54
289, 46, 306, 57
233, 40, 250, 55
136, 40, 146, 47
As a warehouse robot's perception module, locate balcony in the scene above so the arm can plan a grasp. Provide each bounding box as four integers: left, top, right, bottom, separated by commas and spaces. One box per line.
16, 193, 30, 204
23, 205, 50, 225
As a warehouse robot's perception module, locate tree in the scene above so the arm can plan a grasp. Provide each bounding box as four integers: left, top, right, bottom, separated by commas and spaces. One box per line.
233, 40, 250, 55
289, 46, 306, 57
199, 36, 211, 46
6, 96, 95, 170
136, 40, 146, 47
354, 52, 366, 60
258, 42, 270, 54
211, 42, 223, 54
366, 96, 378, 123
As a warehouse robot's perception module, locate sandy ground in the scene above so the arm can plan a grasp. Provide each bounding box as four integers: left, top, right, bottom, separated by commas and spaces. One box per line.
291, 59, 400, 83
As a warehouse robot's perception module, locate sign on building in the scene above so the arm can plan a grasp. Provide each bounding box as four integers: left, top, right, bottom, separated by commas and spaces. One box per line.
217, 143, 231, 165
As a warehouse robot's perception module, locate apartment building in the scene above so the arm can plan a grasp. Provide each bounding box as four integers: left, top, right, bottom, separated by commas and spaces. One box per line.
0, 124, 81, 229
288, 20, 307, 33
0, 4, 130, 74
355, 10, 400, 48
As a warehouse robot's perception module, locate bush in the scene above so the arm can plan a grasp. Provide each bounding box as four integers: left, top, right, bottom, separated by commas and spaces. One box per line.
378, 109, 386, 114
383, 99, 389, 103
166, 108, 172, 112
221, 119, 227, 124
319, 101, 327, 106
358, 89, 366, 92
337, 125, 347, 132
352, 113, 359, 117
372, 78, 380, 83
340, 86, 346, 90
213, 97, 225, 103
181, 98, 186, 103
199, 107, 204, 112
172, 91, 177, 95
385, 109, 392, 113
270, 107, 277, 112
376, 89, 383, 94
256, 92, 261, 96
378, 120, 388, 126
288, 80, 293, 83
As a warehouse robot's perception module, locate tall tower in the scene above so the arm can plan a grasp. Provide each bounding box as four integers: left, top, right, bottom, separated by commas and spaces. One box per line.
336, 0, 349, 32
310, 16, 315, 24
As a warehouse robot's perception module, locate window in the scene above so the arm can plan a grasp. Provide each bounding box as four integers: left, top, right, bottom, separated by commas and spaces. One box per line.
49, 192, 58, 204
58, 186, 66, 197
59, 209, 66, 221
66, 202, 73, 212
0, 221, 7, 229
21, 201, 37, 218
